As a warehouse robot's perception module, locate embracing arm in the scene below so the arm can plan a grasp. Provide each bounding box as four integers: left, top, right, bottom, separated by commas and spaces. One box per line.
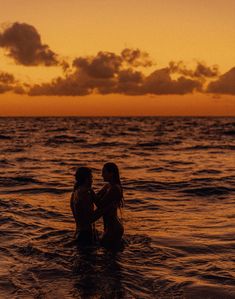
90, 185, 121, 223
90, 185, 109, 208
90, 201, 117, 223
90, 189, 102, 208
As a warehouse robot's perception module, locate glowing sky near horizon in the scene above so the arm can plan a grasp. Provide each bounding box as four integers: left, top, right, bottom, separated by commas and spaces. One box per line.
0, 0, 235, 116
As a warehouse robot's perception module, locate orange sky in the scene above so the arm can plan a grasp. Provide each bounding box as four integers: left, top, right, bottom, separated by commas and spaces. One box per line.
0, 0, 235, 116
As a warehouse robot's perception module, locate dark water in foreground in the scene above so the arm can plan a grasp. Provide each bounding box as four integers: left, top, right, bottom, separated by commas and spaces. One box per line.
0, 116, 235, 299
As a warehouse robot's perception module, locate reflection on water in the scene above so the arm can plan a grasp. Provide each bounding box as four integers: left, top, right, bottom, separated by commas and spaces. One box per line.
0, 116, 235, 298
72, 248, 125, 298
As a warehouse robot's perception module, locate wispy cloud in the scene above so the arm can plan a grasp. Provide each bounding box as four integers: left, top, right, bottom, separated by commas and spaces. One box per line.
0, 71, 24, 94
169, 61, 219, 79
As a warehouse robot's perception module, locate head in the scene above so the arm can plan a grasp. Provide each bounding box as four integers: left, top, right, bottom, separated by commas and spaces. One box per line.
75, 167, 92, 189
102, 162, 121, 184
102, 162, 124, 207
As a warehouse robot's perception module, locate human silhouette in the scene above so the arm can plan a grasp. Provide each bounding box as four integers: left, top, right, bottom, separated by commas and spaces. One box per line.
91, 162, 124, 250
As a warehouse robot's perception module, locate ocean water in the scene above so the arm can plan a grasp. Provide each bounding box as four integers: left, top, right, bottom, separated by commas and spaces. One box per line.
0, 116, 235, 299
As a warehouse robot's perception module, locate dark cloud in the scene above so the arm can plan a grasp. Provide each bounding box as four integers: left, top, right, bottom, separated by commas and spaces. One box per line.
0, 72, 15, 84
30, 50, 144, 95
29, 71, 118, 96
29, 76, 91, 96
0, 22, 58, 66
207, 67, 235, 95
0, 22, 232, 98
73, 51, 122, 78
13, 86, 25, 94
0, 71, 19, 94
28, 50, 201, 96
115, 69, 144, 95
61, 60, 70, 73
194, 63, 219, 78
143, 67, 201, 95
121, 48, 153, 67
169, 61, 219, 79
0, 83, 11, 94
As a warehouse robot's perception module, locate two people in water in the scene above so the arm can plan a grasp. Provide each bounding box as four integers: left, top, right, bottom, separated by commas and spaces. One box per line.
70, 162, 124, 250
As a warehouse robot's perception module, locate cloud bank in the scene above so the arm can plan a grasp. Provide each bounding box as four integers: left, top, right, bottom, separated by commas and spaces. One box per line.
0, 22, 234, 97
29, 50, 203, 96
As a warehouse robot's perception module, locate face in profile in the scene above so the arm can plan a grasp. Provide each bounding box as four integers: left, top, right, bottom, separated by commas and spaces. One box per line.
87, 174, 93, 188
102, 167, 113, 182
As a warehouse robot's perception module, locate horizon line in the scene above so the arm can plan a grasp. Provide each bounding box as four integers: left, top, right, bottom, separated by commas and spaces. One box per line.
0, 115, 234, 118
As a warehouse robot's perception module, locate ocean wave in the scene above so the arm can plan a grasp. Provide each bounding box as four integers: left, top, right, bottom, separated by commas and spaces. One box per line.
193, 169, 222, 175
84, 141, 127, 148
15, 157, 40, 162
0, 176, 42, 187
5, 147, 25, 153
184, 145, 235, 151
46, 135, 86, 145
46, 127, 68, 132
182, 186, 233, 196
147, 167, 174, 173
0, 159, 13, 167
3, 187, 70, 195
167, 160, 194, 166
0, 134, 12, 140
0, 198, 22, 209
136, 140, 181, 148
136, 141, 162, 147
223, 130, 235, 135
0, 117, 235, 299
125, 179, 190, 192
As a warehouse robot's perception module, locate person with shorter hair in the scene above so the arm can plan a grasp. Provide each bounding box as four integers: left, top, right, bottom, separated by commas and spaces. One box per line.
70, 167, 96, 246
91, 162, 124, 250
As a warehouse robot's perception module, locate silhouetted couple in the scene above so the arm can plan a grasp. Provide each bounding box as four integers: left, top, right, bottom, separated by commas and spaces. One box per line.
70, 162, 124, 250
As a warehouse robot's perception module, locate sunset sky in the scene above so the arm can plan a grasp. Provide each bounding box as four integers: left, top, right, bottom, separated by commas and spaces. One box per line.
0, 0, 235, 116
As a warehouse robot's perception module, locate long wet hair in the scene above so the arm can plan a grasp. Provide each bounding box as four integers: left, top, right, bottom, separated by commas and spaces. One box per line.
74, 167, 92, 189
103, 162, 124, 207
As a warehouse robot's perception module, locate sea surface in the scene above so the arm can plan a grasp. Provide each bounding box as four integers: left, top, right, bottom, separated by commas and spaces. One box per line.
0, 116, 235, 299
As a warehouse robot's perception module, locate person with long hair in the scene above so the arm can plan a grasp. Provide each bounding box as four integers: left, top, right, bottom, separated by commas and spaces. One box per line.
70, 167, 97, 246
91, 162, 124, 249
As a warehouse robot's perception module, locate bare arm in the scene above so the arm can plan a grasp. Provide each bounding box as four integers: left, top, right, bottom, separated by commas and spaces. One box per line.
91, 201, 117, 223
90, 185, 121, 223
70, 191, 79, 226
90, 189, 102, 208
90, 185, 110, 207
96, 185, 109, 199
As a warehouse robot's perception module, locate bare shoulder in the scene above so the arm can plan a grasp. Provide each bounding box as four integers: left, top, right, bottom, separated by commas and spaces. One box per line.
72, 189, 85, 204
109, 183, 122, 195
72, 189, 79, 199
